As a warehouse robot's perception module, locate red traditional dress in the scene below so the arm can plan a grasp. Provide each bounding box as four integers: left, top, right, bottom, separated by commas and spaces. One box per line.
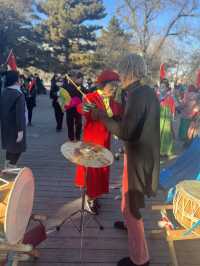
160, 93, 176, 115
75, 90, 122, 198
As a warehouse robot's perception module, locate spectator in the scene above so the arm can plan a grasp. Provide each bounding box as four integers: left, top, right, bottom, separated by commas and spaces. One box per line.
0, 71, 26, 168
160, 79, 175, 157
22, 75, 37, 126
35, 74, 46, 95
178, 84, 199, 144
50, 74, 64, 132
64, 72, 87, 141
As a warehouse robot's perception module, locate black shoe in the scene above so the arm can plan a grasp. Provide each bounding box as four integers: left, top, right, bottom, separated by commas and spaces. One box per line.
28, 122, 33, 127
117, 257, 150, 266
85, 199, 98, 215
114, 221, 127, 231
114, 153, 120, 160
94, 199, 101, 209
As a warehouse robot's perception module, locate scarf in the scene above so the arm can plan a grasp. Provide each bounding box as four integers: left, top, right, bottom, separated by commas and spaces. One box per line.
8, 84, 22, 94
97, 89, 113, 118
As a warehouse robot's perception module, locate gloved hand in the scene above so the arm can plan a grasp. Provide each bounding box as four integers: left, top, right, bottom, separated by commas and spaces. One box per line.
83, 102, 96, 112
16, 131, 24, 143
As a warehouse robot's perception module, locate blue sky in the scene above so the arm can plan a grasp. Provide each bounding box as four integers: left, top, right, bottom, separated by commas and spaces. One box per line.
85, 0, 119, 28
101, 0, 118, 27
35, 0, 200, 46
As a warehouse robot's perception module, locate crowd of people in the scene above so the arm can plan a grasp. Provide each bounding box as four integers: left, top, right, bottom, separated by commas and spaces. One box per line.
50, 72, 96, 135
155, 79, 200, 158
0, 53, 200, 266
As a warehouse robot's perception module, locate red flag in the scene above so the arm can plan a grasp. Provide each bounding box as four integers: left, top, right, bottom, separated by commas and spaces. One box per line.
196, 69, 200, 88
160, 63, 166, 80
6, 50, 17, 71
28, 79, 36, 91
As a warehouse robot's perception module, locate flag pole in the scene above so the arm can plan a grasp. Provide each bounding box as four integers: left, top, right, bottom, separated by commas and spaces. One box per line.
5, 49, 13, 65
65, 74, 91, 103
65, 74, 87, 97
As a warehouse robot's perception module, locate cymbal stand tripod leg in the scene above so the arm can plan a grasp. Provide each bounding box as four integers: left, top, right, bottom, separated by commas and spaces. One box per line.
80, 184, 86, 261
57, 166, 104, 231
6, 252, 18, 266
56, 168, 104, 262
11, 261, 18, 266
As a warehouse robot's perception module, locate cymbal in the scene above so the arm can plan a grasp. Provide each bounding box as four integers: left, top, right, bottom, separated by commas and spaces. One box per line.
61, 141, 114, 168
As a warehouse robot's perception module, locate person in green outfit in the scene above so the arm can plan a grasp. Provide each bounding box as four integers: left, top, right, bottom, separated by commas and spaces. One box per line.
160, 80, 175, 158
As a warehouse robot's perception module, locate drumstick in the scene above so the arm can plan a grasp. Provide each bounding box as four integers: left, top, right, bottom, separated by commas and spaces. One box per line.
65, 74, 85, 97
0, 168, 21, 176
0, 178, 9, 185
65, 74, 92, 104
0, 242, 32, 252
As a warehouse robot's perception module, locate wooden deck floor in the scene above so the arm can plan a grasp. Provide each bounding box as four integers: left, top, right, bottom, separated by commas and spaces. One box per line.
14, 95, 200, 266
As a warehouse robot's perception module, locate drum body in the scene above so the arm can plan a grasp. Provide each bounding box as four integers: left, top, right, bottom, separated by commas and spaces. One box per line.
173, 180, 200, 235
0, 168, 35, 244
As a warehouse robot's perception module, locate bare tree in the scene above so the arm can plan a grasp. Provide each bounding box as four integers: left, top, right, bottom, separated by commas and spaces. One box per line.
119, 0, 200, 64
185, 48, 200, 83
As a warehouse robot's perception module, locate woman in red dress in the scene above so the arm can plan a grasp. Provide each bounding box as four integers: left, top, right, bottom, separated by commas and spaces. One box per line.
75, 70, 122, 214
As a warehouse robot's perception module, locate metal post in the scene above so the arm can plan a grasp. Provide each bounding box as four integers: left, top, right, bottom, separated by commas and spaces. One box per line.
168, 240, 178, 266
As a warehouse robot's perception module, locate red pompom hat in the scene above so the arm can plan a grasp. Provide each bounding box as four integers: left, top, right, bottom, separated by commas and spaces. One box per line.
96, 70, 120, 86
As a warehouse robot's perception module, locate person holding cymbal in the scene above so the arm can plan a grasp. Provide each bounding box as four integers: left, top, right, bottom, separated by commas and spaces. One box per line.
75, 70, 123, 214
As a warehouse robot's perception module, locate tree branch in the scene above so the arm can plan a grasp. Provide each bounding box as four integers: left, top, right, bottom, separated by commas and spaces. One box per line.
151, 1, 196, 58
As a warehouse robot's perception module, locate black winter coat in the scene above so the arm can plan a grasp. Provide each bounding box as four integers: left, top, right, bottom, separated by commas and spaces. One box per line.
101, 81, 160, 218
0, 88, 26, 153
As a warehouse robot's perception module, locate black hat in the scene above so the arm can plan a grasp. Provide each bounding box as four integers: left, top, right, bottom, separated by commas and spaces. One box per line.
5, 71, 19, 87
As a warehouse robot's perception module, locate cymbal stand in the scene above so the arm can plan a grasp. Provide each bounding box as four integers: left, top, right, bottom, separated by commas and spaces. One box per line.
56, 168, 104, 259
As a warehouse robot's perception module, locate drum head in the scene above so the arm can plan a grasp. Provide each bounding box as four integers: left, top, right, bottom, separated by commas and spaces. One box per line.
4, 167, 34, 244
61, 141, 114, 168
177, 180, 200, 200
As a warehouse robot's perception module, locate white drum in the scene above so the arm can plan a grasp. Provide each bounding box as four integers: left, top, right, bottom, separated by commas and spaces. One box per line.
0, 167, 35, 244
173, 180, 200, 235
